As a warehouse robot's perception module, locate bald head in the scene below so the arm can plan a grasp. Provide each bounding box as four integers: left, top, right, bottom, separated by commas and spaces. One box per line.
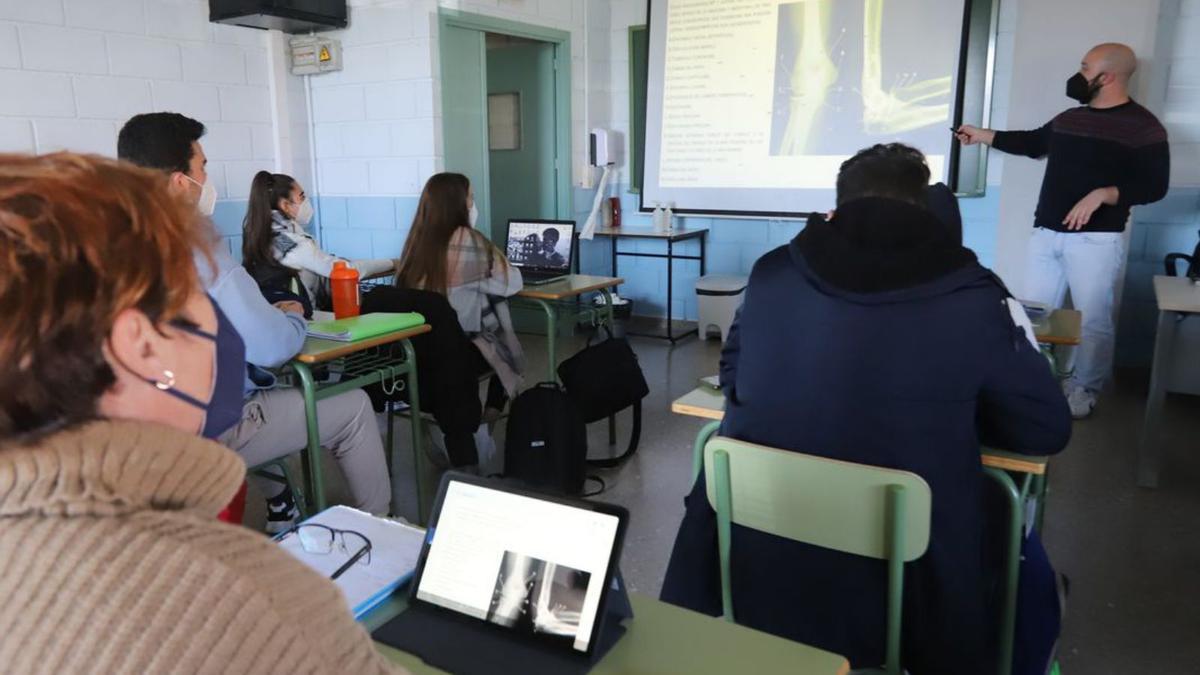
1085, 43, 1137, 80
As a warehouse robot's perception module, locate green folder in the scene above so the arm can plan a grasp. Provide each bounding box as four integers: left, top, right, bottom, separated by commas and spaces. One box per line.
306, 312, 426, 342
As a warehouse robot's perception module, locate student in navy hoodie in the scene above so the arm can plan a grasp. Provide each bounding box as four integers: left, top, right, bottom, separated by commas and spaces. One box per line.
660, 143, 1072, 675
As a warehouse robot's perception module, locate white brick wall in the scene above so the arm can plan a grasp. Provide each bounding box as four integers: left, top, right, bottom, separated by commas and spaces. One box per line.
320, 159, 371, 194
181, 43, 249, 84
0, 20, 19, 67
73, 76, 154, 120
203, 122, 254, 161
0, 70, 76, 117
0, 0, 276, 202
0, 119, 35, 153
309, 0, 597, 197
65, 0, 146, 35
313, 86, 368, 122
365, 82, 419, 120
0, 2, 64, 25
145, 0, 209, 42
368, 158, 421, 193
107, 35, 183, 79
219, 85, 272, 123
18, 24, 108, 74
37, 119, 119, 155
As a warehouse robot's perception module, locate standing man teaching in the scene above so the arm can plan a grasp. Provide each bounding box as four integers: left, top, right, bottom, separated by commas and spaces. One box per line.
957, 43, 1170, 418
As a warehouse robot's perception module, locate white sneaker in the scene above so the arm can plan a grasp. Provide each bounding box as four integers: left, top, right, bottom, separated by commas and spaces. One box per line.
1067, 387, 1096, 419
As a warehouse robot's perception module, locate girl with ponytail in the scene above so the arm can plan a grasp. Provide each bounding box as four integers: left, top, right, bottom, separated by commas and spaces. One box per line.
241, 171, 395, 312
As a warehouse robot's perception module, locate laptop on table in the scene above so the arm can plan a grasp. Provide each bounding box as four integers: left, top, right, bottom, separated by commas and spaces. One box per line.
506, 219, 576, 285
373, 473, 631, 674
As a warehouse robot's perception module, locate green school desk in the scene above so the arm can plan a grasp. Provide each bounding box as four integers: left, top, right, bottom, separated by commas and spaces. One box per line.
515, 274, 623, 381
1137, 275, 1200, 487
671, 386, 1050, 483
287, 322, 431, 519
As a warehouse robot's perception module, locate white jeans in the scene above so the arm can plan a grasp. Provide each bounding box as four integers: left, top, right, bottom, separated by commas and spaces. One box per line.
1023, 227, 1126, 393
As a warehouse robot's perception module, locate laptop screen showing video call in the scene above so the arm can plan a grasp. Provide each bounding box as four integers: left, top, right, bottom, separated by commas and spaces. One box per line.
506, 221, 573, 272
415, 480, 621, 653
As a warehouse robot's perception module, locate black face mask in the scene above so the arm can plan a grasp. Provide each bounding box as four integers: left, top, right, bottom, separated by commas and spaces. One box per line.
1066, 72, 1102, 104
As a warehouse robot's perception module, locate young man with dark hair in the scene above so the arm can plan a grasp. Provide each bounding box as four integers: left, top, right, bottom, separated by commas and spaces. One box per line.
527, 227, 566, 268
958, 43, 1170, 418
661, 143, 1072, 675
119, 112, 393, 529
118, 112, 207, 175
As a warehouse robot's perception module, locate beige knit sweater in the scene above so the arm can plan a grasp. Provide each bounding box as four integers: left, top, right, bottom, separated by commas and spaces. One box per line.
0, 420, 407, 675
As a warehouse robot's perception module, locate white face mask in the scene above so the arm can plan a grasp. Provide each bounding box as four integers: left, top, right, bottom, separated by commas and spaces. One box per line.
468, 202, 479, 228
183, 174, 217, 217
294, 198, 314, 226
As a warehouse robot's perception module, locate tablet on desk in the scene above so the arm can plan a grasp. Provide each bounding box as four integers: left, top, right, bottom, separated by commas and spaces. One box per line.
374, 473, 630, 674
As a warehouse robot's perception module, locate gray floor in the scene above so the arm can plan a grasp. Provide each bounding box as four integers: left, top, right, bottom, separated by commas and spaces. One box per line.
251, 330, 1200, 674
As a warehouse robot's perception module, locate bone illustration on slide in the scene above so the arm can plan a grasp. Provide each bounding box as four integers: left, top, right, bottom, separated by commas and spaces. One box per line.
774, 0, 839, 156
772, 0, 951, 156
859, 0, 951, 133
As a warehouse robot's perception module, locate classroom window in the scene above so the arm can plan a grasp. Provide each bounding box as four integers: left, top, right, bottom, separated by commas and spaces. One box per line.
488, 92, 521, 151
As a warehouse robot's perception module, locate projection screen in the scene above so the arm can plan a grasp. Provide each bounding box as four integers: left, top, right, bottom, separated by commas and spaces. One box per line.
642, 0, 968, 216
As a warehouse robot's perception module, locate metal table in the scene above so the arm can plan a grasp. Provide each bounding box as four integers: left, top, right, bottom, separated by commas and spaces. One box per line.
591, 226, 708, 343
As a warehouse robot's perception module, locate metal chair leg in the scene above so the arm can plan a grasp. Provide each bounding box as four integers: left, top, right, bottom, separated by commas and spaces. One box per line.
984, 467, 1031, 675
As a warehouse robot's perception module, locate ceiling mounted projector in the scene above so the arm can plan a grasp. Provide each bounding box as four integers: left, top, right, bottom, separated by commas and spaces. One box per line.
209, 0, 347, 34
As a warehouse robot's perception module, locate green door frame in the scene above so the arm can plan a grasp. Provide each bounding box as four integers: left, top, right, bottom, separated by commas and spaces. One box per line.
438, 9, 574, 229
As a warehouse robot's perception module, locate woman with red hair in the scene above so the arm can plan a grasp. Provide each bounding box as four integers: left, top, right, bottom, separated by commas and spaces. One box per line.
0, 153, 403, 674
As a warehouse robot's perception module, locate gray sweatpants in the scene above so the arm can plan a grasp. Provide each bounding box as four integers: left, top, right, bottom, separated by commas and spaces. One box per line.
220, 387, 391, 515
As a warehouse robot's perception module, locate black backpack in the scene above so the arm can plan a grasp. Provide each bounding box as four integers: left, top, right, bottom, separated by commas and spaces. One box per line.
504, 383, 589, 495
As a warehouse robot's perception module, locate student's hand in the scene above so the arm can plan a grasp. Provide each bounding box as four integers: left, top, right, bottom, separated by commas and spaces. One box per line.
954, 125, 994, 146
1063, 187, 1119, 230
273, 300, 305, 315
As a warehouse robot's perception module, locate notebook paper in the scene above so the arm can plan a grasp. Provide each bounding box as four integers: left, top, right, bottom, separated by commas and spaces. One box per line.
277, 506, 425, 618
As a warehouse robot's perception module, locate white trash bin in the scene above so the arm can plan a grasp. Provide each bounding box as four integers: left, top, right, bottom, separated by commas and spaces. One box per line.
695, 275, 748, 342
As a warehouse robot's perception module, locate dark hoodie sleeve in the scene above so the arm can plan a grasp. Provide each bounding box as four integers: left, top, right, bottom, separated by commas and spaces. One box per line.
976, 303, 1072, 455
718, 303, 743, 399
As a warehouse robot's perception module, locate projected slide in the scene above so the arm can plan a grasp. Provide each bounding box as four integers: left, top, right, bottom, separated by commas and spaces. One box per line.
643, 0, 963, 215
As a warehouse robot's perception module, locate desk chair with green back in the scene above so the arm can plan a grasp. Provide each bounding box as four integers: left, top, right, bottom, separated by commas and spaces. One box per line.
696, 422, 1032, 672
701, 435, 930, 675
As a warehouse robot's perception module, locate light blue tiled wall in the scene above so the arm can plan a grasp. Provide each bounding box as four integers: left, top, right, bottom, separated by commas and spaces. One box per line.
315, 195, 421, 262
207, 195, 421, 265
574, 185, 1002, 322
259, 188, 1197, 367
222, 188, 1007, 326
1116, 188, 1200, 367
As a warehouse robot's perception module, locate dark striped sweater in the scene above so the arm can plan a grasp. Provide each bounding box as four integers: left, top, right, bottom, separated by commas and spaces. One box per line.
993, 100, 1169, 232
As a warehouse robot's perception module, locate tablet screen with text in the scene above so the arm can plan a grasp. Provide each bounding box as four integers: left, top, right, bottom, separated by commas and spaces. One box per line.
414, 480, 622, 653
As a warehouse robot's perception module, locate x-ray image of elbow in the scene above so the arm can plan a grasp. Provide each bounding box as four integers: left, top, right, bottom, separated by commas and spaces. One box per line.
486, 551, 591, 644
770, 0, 954, 157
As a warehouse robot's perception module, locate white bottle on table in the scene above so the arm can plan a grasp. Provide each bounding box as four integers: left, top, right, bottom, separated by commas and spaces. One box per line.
652, 202, 666, 233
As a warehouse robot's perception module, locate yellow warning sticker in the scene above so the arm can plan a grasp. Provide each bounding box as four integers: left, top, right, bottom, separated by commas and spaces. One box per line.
319, 46, 331, 62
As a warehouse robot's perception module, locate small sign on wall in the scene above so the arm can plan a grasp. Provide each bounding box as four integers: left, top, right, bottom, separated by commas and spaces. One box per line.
487, 92, 521, 151
290, 36, 343, 75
